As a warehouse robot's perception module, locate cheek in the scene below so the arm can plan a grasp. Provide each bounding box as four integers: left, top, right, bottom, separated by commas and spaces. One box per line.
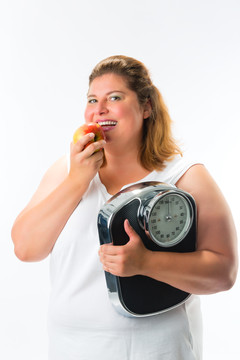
84, 107, 93, 123
114, 104, 130, 118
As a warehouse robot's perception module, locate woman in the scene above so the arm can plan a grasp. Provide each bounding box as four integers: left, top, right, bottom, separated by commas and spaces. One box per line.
12, 55, 238, 359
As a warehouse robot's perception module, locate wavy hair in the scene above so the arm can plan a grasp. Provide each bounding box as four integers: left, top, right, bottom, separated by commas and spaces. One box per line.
89, 55, 182, 171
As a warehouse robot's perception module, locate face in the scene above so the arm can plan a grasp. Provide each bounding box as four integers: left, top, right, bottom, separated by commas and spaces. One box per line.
84, 73, 150, 151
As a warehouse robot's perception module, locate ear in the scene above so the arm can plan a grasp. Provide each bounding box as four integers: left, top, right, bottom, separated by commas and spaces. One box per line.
143, 99, 152, 119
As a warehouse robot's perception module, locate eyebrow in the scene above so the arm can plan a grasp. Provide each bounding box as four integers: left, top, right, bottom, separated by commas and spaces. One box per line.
87, 90, 126, 98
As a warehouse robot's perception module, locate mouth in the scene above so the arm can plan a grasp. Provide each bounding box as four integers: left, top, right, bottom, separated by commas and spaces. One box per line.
97, 120, 117, 131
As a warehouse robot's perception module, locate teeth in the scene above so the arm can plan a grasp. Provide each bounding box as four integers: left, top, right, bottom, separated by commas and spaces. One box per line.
98, 121, 117, 126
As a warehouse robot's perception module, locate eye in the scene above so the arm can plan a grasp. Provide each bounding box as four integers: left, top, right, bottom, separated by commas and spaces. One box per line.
88, 98, 97, 104
109, 95, 121, 101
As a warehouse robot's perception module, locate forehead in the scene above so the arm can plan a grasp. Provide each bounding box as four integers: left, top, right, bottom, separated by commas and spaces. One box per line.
88, 73, 129, 95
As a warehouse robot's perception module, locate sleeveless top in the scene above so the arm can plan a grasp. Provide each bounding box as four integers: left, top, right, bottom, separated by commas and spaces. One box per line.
48, 155, 203, 360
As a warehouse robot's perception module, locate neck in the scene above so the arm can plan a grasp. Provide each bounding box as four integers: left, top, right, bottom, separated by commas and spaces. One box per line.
105, 149, 137, 168
99, 149, 151, 195
103, 137, 142, 164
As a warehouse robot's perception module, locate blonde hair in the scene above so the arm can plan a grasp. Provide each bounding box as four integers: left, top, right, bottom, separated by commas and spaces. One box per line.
89, 55, 182, 171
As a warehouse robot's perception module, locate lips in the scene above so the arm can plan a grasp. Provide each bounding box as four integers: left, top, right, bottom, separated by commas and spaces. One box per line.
97, 120, 117, 126
97, 120, 117, 132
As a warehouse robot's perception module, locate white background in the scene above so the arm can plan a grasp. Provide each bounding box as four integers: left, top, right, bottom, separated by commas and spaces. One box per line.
1, 1, 239, 359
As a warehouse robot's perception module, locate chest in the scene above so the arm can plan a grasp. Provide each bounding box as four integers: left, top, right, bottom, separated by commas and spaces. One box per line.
99, 168, 152, 196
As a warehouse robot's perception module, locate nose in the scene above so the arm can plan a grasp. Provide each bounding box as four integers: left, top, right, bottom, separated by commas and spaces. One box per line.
95, 100, 108, 115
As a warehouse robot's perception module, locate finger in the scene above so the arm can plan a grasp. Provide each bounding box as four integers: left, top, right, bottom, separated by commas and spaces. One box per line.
103, 263, 123, 276
100, 257, 118, 271
100, 255, 117, 267
103, 266, 116, 274
83, 139, 106, 157
99, 243, 117, 256
99, 252, 117, 272
103, 264, 114, 273
71, 133, 95, 155
89, 148, 104, 164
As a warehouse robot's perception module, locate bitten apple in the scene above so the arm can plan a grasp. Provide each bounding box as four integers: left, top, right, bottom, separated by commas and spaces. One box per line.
73, 123, 106, 152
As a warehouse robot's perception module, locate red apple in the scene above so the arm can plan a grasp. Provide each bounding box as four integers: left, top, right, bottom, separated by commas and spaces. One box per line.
73, 123, 106, 152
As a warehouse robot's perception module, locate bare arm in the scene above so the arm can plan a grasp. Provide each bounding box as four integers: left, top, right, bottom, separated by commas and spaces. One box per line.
99, 165, 238, 295
11, 133, 106, 262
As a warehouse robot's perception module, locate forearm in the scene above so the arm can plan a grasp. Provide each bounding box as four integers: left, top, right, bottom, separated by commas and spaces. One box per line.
142, 249, 236, 295
12, 176, 85, 262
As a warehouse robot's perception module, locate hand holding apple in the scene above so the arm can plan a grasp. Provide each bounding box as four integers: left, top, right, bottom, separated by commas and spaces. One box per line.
69, 123, 106, 193
73, 123, 106, 153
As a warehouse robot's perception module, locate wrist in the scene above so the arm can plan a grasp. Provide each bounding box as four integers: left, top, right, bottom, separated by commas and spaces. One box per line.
63, 174, 89, 202
139, 249, 156, 277
140, 250, 166, 281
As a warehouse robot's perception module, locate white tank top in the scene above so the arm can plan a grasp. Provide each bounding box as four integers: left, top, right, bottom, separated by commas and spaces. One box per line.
48, 155, 203, 360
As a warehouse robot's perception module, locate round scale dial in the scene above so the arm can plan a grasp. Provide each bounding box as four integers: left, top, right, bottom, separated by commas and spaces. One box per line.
147, 192, 192, 247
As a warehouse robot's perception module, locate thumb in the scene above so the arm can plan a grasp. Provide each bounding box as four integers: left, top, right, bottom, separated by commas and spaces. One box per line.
124, 219, 139, 241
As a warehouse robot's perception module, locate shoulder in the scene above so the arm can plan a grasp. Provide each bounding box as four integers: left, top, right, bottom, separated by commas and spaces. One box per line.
23, 155, 68, 211
158, 154, 202, 185
176, 164, 233, 234
176, 164, 220, 200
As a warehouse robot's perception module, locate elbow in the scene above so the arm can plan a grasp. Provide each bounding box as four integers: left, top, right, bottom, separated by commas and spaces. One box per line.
13, 241, 48, 262
11, 223, 45, 262
218, 259, 238, 292
14, 244, 30, 262
11, 225, 30, 262
220, 275, 237, 293
225, 263, 238, 291
226, 252, 238, 290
